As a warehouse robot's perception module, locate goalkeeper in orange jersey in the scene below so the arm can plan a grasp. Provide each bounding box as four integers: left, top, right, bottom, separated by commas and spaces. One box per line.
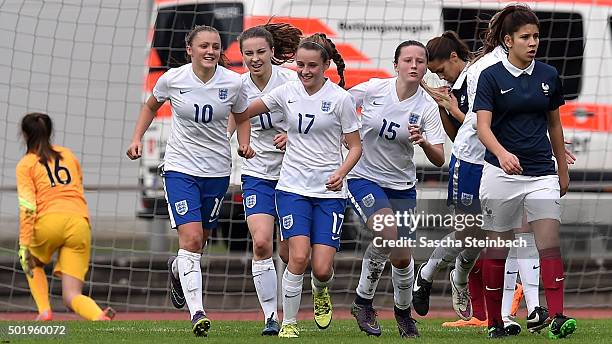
16, 112, 114, 321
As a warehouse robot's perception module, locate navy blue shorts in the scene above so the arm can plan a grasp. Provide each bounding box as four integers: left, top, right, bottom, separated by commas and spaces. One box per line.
241, 175, 278, 218
275, 190, 347, 250
162, 171, 229, 230
447, 154, 483, 214
348, 178, 417, 239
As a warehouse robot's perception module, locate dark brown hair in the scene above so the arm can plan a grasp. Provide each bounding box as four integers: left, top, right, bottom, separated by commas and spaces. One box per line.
238, 22, 302, 65
21, 112, 62, 164
394, 40, 429, 64
298, 33, 346, 88
184, 25, 229, 67
426, 30, 473, 62
478, 4, 539, 59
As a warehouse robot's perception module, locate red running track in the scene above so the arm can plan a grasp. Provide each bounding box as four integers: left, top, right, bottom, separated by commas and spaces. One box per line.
2, 308, 612, 321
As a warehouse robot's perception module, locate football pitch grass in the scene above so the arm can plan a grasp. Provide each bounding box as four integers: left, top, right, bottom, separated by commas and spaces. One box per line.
2, 318, 611, 343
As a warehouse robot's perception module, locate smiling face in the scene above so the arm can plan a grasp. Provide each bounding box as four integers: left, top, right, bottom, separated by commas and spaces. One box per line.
241, 37, 273, 78
505, 23, 539, 67
295, 47, 330, 92
187, 30, 221, 71
394, 45, 428, 85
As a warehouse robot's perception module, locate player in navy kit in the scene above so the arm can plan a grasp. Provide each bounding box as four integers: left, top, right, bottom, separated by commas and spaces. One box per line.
126, 25, 254, 337
347, 40, 446, 338
234, 22, 301, 336
235, 33, 362, 338
473, 5, 577, 339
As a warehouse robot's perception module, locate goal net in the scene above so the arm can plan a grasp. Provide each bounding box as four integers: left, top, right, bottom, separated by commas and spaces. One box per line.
1, 0, 611, 315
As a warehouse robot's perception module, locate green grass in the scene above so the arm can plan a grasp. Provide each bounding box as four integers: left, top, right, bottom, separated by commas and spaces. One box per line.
2, 318, 609, 343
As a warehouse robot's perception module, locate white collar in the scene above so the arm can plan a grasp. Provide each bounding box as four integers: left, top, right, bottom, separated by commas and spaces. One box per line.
452, 63, 469, 90
502, 56, 535, 77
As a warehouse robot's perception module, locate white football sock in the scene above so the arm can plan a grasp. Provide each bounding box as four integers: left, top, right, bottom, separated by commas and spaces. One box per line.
177, 249, 204, 319
281, 268, 303, 325
356, 243, 388, 300
421, 232, 462, 282
392, 257, 414, 310
252, 258, 278, 322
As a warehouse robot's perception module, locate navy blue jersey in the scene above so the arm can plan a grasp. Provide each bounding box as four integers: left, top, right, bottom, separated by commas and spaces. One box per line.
449, 75, 469, 130
473, 59, 564, 176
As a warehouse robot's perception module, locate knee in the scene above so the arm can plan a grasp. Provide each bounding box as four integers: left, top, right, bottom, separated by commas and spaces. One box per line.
390, 257, 410, 269
312, 264, 333, 281
180, 234, 203, 252
252, 237, 271, 259
290, 252, 309, 270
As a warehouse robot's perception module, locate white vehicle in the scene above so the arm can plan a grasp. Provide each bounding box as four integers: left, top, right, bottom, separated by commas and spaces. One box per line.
139, 0, 612, 223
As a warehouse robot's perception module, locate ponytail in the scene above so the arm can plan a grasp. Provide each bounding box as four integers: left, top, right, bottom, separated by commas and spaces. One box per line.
476, 4, 539, 61
299, 33, 346, 88
238, 22, 302, 65
426, 30, 473, 62
20, 113, 62, 164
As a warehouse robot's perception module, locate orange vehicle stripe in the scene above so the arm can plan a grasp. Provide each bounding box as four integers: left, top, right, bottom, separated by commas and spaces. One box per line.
560, 103, 612, 133
245, 16, 335, 36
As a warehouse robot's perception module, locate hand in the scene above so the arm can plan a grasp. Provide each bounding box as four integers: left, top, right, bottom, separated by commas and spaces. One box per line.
409, 124, 425, 145
559, 169, 569, 197
238, 144, 256, 159
564, 140, 576, 165
273, 133, 287, 151
18, 245, 33, 278
325, 171, 345, 191
444, 92, 460, 116
126, 141, 142, 160
422, 85, 448, 103
498, 150, 523, 175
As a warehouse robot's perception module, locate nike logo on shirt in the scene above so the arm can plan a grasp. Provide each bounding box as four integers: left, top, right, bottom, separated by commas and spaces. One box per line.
180, 89, 192, 94
500, 88, 514, 94
485, 286, 501, 291
372, 101, 384, 106
555, 277, 565, 282
288, 99, 297, 103
183, 270, 197, 276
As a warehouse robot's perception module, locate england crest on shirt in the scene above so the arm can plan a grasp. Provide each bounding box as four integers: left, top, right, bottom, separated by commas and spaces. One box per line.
282, 214, 293, 229
244, 195, 257, 209
219, 88, 228, 100
175, 200, 188, 215
321, 101, 332, 112
408, 112, 421, 125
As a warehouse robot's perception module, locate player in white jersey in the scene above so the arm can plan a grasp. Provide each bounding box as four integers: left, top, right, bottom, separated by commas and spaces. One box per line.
126, 25, 254, 337
234, 23, 301, 336
235, 33, 362, 338
413, 31, 486, 326
347, 40, 446, 338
